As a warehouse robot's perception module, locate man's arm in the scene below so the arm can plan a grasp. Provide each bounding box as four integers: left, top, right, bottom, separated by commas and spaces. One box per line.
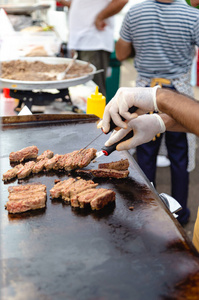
157, 89, 199, 136
190, 0, 199, 7
95, 0, 128, 30
56, 0, 71, 8
115, 37, 135, 61
160, 114, 188, 132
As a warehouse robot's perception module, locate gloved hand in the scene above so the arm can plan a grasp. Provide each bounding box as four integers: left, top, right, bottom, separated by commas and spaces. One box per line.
100, 86, 161, 133
104, 114, 166, 151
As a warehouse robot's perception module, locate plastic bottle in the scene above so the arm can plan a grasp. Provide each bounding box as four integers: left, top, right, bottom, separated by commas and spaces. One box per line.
86, 86, 106, 118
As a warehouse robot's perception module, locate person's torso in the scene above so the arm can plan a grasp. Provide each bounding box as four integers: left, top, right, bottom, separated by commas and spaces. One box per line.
68, 0, 114, 52
120, 0, 199, 78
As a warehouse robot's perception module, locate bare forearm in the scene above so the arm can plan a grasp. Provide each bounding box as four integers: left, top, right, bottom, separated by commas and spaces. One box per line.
115, 38, 133, 61
96, 0, 128, 20
157, 88, 199, 136
160, 114, 189, 132
57, 0, 71, 8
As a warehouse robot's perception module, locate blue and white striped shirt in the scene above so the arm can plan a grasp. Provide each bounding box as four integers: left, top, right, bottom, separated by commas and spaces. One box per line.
120, 0, 199, 78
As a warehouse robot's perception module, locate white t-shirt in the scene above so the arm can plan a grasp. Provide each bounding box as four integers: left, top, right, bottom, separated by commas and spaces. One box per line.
68, 0, 114, 52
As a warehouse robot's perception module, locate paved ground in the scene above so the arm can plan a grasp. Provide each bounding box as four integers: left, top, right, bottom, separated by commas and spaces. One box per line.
120, 58, 199, 240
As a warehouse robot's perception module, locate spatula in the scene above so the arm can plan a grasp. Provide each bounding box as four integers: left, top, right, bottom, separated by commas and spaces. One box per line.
57, 51, 78, 81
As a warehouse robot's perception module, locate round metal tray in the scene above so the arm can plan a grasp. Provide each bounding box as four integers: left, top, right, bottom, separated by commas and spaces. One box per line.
0, 57, 96, 91
0, 4, 50, 15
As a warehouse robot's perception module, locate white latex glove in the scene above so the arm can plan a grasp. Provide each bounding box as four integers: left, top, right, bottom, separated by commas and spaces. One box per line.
104, 114, 166, 151
99, 86, 161, 133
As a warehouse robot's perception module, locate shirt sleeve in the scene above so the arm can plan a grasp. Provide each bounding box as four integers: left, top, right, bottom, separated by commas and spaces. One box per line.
192, 14, 199, 47
119, 11, 132, 43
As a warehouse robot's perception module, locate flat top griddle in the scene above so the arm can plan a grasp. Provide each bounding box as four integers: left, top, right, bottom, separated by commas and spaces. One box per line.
1, 114, 199, 300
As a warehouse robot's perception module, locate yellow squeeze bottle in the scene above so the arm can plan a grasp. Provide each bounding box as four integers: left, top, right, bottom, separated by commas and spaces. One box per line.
86, 86, 106, 118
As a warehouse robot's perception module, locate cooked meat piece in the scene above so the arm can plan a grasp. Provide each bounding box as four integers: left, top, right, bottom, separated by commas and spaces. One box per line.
2, 164, 24, 181
71, 188, 115, 210
53, 154, 69, 170
8, 183, 46, 193
61, 179, 98, 202
9, 146, 39, 162
64, 150, 80, 171
37, 150, 54, 161
5, 194, 47, 213
16, 161, 36, 179
9, 191, 46, 201
76, 168, 129, 179
54, 179, 61, 184
77, 148, 97, 168
5, 182, 47, 214
32, 158, 48, 173
50, 178, 76, 199
64, 148, 97, 171
71, 188, 107, 208
90, 189, 116, 210
98, 159, 129, 171
44, 154, 61, 170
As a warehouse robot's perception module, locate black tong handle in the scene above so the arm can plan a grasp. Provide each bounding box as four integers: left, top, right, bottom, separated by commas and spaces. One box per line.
101, 131, 134, 156
106, 106, 138, 134
101, 105, 138, 156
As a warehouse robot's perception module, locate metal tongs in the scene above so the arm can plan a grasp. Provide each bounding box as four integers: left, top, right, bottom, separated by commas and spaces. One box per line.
57, 51, 78, 81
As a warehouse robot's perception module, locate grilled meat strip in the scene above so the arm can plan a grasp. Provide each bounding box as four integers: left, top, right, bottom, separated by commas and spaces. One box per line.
76, 168, 129, 179
98, 159, 129, 171
64, 148, 97, 171
5, 194, 47, 213
37, 150, 54, 161
90, 189, 116, 210
50, 178, 76, 199
53, 154, 69, 170
3, 148, 97, 182
32, 158, 48, 173
8, 183, 46, 193
8, 191, 46, 201
44, 154, 61, 171
70, 188, 106, 208
71, 188, 101, 208
61, 179, 98, 202
16, 161, 36, 179
9, 146, 39, 162
71, 188, 115, 210
5, 183, 47, 214
64, 150, 80, 171
77, 148, 97, 168
2, 164, 24, 181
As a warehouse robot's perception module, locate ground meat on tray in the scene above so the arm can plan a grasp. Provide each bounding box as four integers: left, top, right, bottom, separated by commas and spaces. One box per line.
1, 60, 93, 81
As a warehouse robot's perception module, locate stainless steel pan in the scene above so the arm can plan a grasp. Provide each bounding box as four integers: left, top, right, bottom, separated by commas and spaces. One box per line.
0, 57, 97, 90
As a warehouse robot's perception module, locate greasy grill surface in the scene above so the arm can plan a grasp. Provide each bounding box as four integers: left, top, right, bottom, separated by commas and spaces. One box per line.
1, 115, 199, 299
